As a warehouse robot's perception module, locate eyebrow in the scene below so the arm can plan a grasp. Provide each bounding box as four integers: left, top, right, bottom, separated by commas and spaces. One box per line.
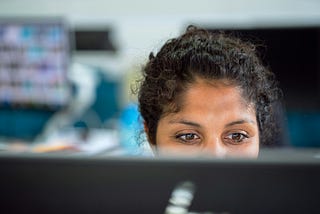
224, 119, 256, 127
168, 119, 202, 128
169, 119, 255, 128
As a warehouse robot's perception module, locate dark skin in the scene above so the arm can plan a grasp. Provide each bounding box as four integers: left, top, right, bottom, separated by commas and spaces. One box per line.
147, 77, 259, 157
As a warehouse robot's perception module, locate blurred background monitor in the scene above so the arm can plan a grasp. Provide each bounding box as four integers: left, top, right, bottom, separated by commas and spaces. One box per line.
0, 18, 71, 141
206, 27, 320, 111
0, 17, 70, 109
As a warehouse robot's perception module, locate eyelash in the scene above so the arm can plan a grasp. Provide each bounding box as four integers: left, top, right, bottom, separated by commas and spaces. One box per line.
175, 133, 201, 145
174, 132, 250, 145
224, 133, 249, 144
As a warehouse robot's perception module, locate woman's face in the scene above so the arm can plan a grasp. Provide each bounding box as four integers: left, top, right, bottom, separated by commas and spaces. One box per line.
153, 78, 259, 158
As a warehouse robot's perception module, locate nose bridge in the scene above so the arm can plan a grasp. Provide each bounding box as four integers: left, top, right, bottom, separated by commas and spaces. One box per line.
204, 136, 227, 157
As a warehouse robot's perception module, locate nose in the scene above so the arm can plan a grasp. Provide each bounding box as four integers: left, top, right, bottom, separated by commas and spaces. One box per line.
203, 138, 227, 158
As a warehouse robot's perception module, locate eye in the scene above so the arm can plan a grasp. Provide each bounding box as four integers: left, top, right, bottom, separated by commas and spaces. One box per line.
176, 133, 201, 145
225, 133, 249, 144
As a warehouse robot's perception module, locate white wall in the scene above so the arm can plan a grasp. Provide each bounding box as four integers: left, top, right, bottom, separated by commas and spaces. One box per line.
1, 0, 320, 73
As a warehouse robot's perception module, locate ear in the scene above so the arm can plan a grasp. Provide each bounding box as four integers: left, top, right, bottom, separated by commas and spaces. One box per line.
144, 121, 157, 154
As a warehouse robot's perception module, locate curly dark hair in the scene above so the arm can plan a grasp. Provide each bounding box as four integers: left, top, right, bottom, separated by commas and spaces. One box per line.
137, 26, 282, 146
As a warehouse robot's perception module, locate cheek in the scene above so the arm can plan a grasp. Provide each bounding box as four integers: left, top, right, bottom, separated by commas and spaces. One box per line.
246, 142, 260, 158
228, 136, 260, 158
245, 141, 259, 158
157, 146, 203, 157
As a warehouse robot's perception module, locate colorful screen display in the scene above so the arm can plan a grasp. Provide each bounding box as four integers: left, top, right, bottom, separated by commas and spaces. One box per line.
0, 19, 70, 109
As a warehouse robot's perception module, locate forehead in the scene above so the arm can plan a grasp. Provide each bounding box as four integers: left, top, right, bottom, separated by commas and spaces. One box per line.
175, 79, 256, 119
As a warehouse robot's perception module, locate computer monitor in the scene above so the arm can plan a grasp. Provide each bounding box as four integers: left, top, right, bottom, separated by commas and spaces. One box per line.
0, 17, 71, 109
0, 17, 71, 141
0, 152, 319, 214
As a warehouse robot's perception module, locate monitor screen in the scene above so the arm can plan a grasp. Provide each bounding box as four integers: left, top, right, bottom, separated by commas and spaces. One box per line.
0, 18, 70, 110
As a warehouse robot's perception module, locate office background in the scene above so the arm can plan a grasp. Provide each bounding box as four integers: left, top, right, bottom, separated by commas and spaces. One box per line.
0, 0, 320, 154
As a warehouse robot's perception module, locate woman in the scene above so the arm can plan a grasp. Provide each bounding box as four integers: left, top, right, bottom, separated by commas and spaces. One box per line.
137, 26, 282, 158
